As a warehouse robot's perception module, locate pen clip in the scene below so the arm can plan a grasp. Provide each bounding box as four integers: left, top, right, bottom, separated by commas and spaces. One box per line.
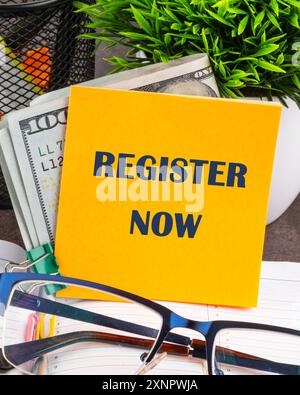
5, 253, 51, 273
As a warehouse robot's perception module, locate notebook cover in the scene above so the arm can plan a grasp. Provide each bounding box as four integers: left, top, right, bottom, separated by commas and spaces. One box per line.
55, 87, 281, 307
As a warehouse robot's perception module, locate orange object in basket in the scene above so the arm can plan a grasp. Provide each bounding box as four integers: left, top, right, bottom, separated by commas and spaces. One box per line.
23, 47, 52, 90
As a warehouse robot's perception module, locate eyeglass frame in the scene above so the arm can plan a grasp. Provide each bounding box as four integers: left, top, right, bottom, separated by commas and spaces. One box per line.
0, 272, 300, 375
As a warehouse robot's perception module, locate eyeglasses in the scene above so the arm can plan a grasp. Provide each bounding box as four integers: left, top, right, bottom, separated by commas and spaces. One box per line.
0, 272, 300, 375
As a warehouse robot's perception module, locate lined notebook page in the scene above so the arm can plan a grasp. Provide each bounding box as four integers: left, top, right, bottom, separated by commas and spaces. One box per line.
1, 261, 300, 375
205, 262, 300, 374
208, 263, 300, 326
49, 301, 207, 375
48, 261, 300, 375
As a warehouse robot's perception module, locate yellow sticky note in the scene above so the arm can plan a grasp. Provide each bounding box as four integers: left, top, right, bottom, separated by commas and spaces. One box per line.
55, 87, 282, 307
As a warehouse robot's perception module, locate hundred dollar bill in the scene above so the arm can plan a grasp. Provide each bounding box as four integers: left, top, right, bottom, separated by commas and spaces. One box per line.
0, 127, 39, 249
6, 98, 67, 246
31, 53, 219, 105
3, 54, 219, 248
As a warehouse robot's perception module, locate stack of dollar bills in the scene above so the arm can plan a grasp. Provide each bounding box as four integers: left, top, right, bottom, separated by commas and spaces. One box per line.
0, 53, 219, 250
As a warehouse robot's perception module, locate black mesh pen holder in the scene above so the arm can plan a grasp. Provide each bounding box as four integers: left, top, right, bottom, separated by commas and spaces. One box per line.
0, 0, 95, 208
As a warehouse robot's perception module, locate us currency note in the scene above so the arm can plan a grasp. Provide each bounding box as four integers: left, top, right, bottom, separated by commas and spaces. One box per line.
6, 98, 67, 246
31, 53, 219, 105
0, 127, 38, 249
5, 54, 219, 247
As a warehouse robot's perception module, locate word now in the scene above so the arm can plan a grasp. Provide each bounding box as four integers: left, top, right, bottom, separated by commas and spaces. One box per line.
130, 210, 202, 238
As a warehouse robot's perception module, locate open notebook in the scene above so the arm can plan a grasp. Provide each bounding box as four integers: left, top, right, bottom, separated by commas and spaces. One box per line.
1, 260, 300, 375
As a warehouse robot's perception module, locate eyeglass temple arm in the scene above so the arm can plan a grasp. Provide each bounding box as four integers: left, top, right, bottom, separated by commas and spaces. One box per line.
3, 330, 298, 375
3, 330, 193, 367
11, 290, 190, 345
1, 291, 189, 369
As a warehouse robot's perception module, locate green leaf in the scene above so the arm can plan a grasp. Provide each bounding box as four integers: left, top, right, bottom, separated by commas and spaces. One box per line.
201, 27, 209, 52
206, 9, 235, 27
266, 10, 281, 30
213, 35, 220, 52
231, 28, 237, 37
231, 69, 252, 79
221, 86, 239, 98
212, 0, 229, 11
244, 37, 256, 46
264, 34, 287, 44
192, 24, 200, 34
152, 1, 160, 33
253, 44, 279, 57
224, 79, 245, 88
232, 56, 258, 62
214, 0, 230, 17
256, 60, 286, 73
164, 7, 180, 22
131, 6, 153, 36
151, 0, 159, 17
253, 10, 265, 32
219, 61, 227, 78
171, 22, 183, 30
227, 7, 247, 15
292, 74, 300, 89
238, 15, 249, 35
285, 0, 300, 8
164, 33, 172, 45
276, 53, 285, 65
290, 14, 300, 28
169, 32, 201, 40
248, 63, 260, 81
256, 20, 271, 38
270, 0, 279, 17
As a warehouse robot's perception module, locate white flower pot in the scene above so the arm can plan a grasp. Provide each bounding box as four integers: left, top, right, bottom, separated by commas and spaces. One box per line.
242, 97, 300, 224
266, 98, 300, 224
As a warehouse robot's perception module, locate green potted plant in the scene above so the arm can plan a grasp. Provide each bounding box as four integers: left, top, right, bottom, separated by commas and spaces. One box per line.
76, 0, 300, 223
